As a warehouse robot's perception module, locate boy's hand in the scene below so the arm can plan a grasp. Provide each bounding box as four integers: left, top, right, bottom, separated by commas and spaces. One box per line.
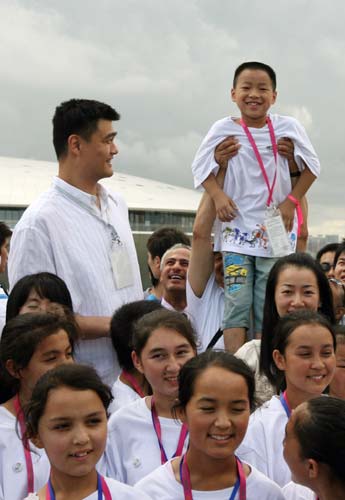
278, 197, 296, 232
214, 136, 241, 169
277, 137, 294, 161
214, 190, 238, 222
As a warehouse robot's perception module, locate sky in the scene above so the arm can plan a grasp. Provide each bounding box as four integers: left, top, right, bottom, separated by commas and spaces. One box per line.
0, 0, 344, 236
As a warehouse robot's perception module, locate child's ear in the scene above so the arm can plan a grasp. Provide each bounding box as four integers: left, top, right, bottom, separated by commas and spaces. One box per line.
5, 359, 20, 379
131, 351, 144, 374
230, 88, 236, 102
272, 349, 286, 371
307, 458, 319, 479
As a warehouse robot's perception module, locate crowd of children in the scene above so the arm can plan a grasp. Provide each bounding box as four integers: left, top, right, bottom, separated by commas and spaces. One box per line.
0, 60, 344, 500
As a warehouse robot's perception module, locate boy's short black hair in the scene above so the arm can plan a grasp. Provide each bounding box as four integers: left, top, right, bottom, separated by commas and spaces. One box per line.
233, 61, 277, 91
52, 98, 120, 159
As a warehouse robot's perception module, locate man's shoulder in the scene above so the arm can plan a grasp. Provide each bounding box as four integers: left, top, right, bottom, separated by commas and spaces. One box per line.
15, 188, 59, 227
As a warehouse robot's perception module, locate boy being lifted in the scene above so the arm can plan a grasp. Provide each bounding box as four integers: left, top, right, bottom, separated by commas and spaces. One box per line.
191, 61, 319, 352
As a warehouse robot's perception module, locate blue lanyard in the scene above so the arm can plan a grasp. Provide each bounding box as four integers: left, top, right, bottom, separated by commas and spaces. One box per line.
279, 391, 291, 418
46, 473, 109, 500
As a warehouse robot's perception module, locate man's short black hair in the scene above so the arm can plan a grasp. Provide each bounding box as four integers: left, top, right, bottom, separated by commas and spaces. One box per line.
146, 227, 191, 260
316, 243, 339, 262
52, 98, 120, 159
0, 222, 12, 249
233, 61, 277, 91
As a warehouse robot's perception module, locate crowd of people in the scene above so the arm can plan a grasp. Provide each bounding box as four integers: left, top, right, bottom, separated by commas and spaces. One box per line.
0, 60, 344, 499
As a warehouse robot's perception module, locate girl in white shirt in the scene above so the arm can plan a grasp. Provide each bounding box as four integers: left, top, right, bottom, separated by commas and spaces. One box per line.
283, 396, 345, 500
135, 349, 284, 499
105, 308, 197, 484
238, 310, 336, 487
23, 363, 145, 500
0, 312, 78, 500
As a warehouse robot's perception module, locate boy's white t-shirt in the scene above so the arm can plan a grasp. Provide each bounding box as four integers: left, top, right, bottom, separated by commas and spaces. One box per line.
282, 481, 315, 500
186, 273, 224, 352
105, 397, 188, 485
135, 459, 285, 499
108, 376, 141, 414
192, 114, 320, 257
0, 406, 50, 500
24, 476, 151, 499
237, 395, 291, 487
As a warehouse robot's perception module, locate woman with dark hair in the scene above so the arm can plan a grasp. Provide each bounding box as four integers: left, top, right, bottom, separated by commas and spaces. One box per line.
135, 350, 284, 499
283, 397, 345, 500
236, 253, 335, 401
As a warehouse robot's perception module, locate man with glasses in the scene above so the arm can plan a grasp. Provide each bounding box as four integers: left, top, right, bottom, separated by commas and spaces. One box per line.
316, 242, 339, 278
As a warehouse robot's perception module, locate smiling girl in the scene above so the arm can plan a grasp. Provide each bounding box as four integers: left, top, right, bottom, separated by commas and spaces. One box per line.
23, 363, 147, 500
135, 350, 284, 499
238, 310, 336, 487
0, 313, 78, 500
105, 308, 197, 485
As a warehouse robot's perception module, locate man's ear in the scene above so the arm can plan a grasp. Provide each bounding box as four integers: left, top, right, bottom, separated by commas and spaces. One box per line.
272, 349, 286, 371
68, 134, 82, 156
131, 351, 144, 374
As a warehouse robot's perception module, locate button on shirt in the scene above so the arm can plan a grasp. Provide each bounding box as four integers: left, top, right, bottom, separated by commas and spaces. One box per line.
8, 177, 143, 385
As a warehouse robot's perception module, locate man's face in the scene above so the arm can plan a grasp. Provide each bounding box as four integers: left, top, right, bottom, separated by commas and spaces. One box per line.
319, 250, 336, 278
160, 248, 190, 294
335, 251, 345, 283
79, 119, 118, 182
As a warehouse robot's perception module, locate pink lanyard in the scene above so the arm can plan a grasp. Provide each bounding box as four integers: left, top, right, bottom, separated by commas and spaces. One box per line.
46, 473, 112, 499
121, 370, 145, 397
13, 393, 34, 494
279, 390, 292, 418
151, 397, 188, 464
240, 117, 278, 207
180, 454, 246, 500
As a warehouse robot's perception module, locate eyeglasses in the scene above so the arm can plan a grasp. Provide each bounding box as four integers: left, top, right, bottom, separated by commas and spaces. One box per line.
320, 262, 334, 272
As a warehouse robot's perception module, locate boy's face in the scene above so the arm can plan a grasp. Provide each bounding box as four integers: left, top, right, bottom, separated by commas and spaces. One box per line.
231, 69, 277, 127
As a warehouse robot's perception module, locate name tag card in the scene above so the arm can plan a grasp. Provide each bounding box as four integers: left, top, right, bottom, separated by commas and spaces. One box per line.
111, 244, 134, 289
264, 207, 291, 257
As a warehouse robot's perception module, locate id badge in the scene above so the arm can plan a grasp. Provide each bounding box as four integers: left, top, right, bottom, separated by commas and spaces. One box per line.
110, 244, 134, 289
264, 207, 291, 257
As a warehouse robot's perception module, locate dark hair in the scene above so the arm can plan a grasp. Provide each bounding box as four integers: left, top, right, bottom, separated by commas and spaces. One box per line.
316, 243, 339, 262
270, 310, 336, 392
293, 396, 345, 486
334, 242, 345, 268
260, 253, 335, 384
233, 61, 276, 90
6, 272, 73, 322
0, 313, 78, 398
133, 309, 197, 356
175, 350, 256, 413
25, 363, 113, 439
110, 300, 163, 370
0, 221, 12, 248
52, 98, 120, 159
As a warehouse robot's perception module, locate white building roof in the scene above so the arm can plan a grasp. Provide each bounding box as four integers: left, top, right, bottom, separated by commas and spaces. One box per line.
0, 156, 201, 212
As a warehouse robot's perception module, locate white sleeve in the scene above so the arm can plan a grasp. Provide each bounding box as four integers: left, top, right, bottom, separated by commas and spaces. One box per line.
290, 119, 320, 177
8, 225, 56, 289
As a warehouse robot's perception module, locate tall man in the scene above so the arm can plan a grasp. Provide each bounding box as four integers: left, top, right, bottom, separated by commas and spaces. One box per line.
8, 99, 143, 384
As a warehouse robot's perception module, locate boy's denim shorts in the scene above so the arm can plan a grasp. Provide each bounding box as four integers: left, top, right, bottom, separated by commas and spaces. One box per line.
222, 251, 277, 333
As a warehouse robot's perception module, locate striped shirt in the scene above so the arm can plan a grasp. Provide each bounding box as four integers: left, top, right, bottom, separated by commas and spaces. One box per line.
8, 176, 143, 384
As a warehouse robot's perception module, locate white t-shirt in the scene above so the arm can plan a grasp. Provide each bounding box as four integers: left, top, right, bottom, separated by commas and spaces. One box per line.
186, 273, 224, 352
235, 340, 274, 403
108, 376, 141, 414
0, 285, 7, 338
192, 114, 320, 257
105, 397, 188, 485
135, 458, 285, 499
8, 177, 143, 385
282, 481, 315, 500
23, 476, 150, 499
237, 395, 290, 487
0, 406, 50, 500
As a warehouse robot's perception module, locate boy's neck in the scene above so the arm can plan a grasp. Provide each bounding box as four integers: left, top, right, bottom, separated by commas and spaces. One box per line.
235, 115, 268, 128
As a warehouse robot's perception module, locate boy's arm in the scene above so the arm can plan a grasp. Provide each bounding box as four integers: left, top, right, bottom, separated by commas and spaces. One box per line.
202, 136, 240, 222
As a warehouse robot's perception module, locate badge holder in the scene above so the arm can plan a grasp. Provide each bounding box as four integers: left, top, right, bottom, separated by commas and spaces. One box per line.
111, 243, 134, 289
264, 206, 291, 257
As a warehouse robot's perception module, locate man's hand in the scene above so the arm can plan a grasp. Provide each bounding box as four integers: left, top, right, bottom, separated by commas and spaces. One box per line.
213, 190, 238, 222
214, 136, 241, 169
278, 197, 295, 232
277, 137, 295, 161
